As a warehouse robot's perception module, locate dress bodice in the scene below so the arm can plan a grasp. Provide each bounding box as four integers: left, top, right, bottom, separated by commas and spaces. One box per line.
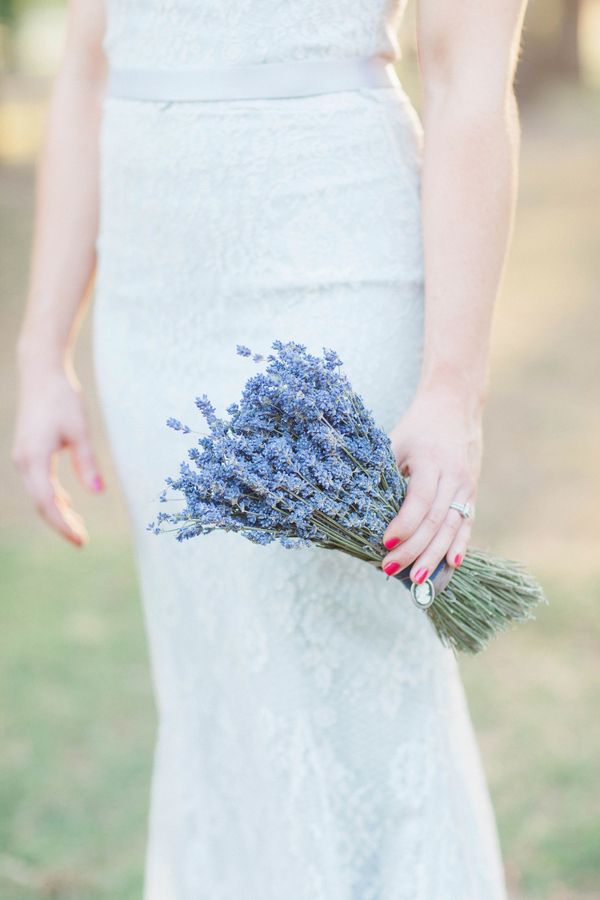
102, 0, 407, 70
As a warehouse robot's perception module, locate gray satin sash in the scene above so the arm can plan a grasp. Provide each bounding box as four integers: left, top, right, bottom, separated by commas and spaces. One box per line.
105, 55, 399, 102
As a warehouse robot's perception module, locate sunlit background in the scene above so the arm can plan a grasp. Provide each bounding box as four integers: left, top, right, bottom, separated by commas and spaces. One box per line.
1, 2, 599, 898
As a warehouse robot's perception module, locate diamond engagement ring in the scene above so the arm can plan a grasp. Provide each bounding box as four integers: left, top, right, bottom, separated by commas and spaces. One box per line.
449, 501, 474, 519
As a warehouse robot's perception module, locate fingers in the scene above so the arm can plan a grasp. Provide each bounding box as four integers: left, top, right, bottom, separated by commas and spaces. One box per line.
382, 462, 439, 549
446, 518, 472, 569
70, 428, 105, 493
407, 507, 474, 582
12, 373, 104, 546
382, 474, 465, 577
15, 450, 89, 547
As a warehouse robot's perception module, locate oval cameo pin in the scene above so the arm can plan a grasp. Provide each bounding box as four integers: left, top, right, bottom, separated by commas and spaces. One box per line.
410, 577, 436, 610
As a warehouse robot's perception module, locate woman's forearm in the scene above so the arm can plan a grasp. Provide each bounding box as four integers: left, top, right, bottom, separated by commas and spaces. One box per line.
17, 56, 105, 376
380, 0, 528, 576
11, 0, 107, 547
416, 87, 521, 418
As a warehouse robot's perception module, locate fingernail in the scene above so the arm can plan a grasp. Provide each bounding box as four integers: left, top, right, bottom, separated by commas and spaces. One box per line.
454, 553, 463, 567
383, 536, 400, 550
383, 561, 401, 576
91, 475, 104, 492
414, 567, 429, 584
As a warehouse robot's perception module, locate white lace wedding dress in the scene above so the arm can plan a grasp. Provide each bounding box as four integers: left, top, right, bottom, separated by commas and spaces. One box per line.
93, 1, 508, 897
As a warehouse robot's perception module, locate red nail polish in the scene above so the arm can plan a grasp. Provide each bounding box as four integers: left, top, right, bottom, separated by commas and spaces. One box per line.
454, 554, 463, 567
383, 561, 401, 576
414, 567, 429, 584
91, 475, 104, 492
383, 536, 400, 550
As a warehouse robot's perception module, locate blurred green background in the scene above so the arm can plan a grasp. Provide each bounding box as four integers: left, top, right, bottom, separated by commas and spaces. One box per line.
1, 2, 599, 898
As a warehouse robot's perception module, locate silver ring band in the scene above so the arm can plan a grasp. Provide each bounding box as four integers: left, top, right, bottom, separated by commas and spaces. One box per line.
449, 501, 473, 519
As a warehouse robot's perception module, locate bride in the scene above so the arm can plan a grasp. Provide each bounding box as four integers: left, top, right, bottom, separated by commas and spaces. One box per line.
12, 1, 528, 897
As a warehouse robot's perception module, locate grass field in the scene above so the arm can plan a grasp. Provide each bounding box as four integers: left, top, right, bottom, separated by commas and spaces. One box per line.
1, 79, 599, 898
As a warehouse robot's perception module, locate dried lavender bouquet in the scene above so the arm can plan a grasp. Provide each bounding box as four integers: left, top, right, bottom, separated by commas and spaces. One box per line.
148, 340, 546, 654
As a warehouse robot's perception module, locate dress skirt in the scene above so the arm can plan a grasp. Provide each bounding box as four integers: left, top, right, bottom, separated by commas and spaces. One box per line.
92, 81, 508, 899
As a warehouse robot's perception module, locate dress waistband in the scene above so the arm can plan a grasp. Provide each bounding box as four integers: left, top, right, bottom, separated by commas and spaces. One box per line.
105, 55, 400, 102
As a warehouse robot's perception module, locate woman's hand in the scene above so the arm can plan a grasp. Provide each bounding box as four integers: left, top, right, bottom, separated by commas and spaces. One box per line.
381, 387, 483, 583
388, 0, 527, 587
10, 0, 106, 547
11, 361, 104, 547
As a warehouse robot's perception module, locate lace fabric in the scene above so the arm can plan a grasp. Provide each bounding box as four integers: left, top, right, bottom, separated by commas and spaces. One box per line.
93, 3, 508, 897
102, 0, 406, 69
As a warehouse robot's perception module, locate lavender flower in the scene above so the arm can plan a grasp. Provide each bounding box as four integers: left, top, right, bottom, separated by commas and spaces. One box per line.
149, 340, 546, 654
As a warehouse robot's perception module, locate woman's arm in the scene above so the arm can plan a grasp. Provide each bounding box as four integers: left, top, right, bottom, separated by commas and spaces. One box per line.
11, 0, 106, 546
381, 0, 528, 581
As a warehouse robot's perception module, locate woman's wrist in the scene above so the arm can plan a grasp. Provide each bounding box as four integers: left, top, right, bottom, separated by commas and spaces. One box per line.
17, 337, 64, 372
16, 333, 75, 387
415, 362, 488, 422
16, 313, 73, 369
